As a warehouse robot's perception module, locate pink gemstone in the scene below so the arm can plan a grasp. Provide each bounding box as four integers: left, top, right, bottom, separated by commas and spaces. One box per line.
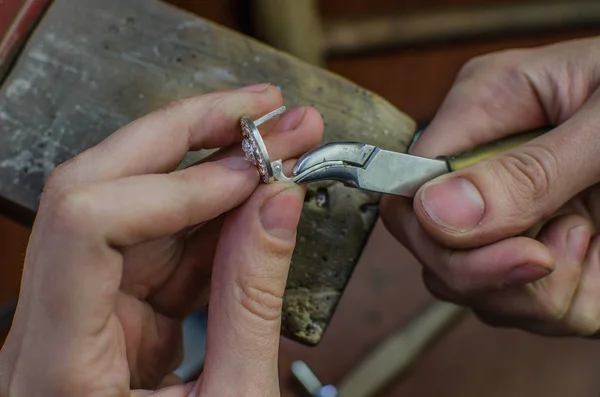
242, 139, 256, 163
241, 120, 251, 138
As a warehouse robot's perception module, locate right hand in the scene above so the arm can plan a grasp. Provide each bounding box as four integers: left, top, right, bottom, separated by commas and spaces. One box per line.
381, 36, 600, 337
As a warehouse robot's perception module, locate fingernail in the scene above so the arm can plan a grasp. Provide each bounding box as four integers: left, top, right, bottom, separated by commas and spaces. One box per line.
420, 177, 484, 230
260, 185, 304, 241
233, 83, 271, 92
408, 128, 425, 154
273, 106, 306, 132
505, 264, 551, 286
218, 156, 252, 170
568, 225, 591, 262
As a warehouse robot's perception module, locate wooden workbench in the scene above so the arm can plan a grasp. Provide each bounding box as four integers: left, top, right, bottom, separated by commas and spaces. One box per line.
6, 2, 600, 397
0, 0, 415, 346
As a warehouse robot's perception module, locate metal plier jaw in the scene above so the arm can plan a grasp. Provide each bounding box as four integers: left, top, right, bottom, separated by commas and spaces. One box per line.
271, 142, 449, 197
270, 127, 548, 197
272, 142, 376, 186
247, 107, 547, 197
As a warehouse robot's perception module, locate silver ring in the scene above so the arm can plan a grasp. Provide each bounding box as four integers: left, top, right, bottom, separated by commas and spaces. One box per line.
240, 106, 286, 183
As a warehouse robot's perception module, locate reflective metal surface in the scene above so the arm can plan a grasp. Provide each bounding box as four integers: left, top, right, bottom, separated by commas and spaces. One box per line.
274, 141, 449, 197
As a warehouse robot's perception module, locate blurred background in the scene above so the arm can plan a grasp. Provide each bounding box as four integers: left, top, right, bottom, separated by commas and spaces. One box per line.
3, 1, 600, 396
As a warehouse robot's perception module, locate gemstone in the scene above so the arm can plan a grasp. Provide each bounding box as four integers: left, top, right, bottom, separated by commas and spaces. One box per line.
241, 119, 250, 138
240, 117, 270, 183
242, 139, 256, 164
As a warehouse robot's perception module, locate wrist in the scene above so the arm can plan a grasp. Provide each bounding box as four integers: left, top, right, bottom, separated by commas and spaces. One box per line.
0, 339, 20, 397
0, 354, 11, 397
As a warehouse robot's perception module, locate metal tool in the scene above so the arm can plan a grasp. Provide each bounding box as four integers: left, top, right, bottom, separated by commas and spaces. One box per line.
292, 361, 338, 397
271, 128, 547, 195
241, 106, 287, 183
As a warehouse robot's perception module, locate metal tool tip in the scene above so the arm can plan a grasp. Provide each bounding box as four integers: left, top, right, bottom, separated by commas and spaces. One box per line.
291, 360, 323, 395
253, 105, 286, 127
318, 385, 338, 397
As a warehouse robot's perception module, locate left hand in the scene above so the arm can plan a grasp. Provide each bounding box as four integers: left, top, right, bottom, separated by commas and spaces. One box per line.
0, 83, 324, 396
380, 38, 600, 337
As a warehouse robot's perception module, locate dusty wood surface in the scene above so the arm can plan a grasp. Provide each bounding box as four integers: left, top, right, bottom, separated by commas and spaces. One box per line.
0, 0, 415, 345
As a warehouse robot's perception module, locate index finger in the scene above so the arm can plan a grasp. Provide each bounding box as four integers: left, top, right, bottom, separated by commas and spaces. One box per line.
412, 57, 546, 158
414, 38, 600, 158
48, 84, 282, 187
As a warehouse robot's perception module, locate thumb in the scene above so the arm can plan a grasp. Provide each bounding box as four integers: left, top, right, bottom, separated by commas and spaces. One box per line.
196, 182, 304, 397
413, 96, 600, 249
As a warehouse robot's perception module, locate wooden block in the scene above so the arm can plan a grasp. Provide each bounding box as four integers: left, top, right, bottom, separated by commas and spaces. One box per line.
324, 1, 600, 56
0, 0, 415, 345
0, 0, 52, 81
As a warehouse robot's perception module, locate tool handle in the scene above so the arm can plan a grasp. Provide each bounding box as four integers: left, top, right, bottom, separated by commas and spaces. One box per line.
336, 302, 467, 397
443, 128, 549, 171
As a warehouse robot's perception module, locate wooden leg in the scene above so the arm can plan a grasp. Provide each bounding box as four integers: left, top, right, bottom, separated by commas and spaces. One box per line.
252, 0, 325, 65
336, 302, 468, 397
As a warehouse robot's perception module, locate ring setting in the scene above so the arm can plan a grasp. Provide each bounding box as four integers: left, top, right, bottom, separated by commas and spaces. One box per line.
240, 106, 286, 183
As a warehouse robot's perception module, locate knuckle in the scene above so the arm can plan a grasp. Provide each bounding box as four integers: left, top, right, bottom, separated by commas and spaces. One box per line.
51, 185, 97, 233
457, 49, 525, 80
455, 52, 539, 132
442, 267, 465, 296
563, 283, 600, 336
537, 297, 569, 323
457, 54, 490, 80
566, 312, 600, 337
447, 279, 469, 298
263, 236, 295, 261
444, 253, 478, 297
159, 96, 193, 113
159, 93, 222, 114
421, 269, 464, 303
44, 160, 75, 191
445, 270, 483, 299
251, 86, 281, 109
528, 283, 572, 323
494, 147, 558, 210
237, 276, 284, 323
44, 166, 65, 190
41, 158, 85, 208
526, 262, 581, 325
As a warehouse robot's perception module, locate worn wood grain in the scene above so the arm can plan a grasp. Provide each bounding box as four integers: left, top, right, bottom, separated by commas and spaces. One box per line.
324, 1, 600, 56
0, 0, 415, 345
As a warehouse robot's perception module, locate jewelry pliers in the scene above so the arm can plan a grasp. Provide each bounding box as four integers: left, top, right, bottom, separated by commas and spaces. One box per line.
241, 106, 547, 196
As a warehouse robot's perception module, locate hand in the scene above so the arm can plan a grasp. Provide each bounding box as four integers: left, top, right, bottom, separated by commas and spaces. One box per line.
381, 36, 600, 337
0, 83, 324, 396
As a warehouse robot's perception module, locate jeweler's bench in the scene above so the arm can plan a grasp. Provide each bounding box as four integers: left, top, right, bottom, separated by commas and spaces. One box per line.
0, 0, 416, 346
